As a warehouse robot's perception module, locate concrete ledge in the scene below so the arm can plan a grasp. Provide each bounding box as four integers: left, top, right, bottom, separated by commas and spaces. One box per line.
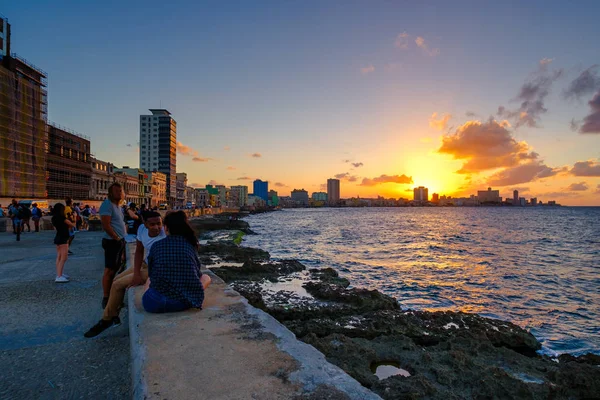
127, 247, 380, 399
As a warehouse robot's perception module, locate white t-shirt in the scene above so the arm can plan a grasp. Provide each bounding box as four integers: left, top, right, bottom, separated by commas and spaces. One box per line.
136, 224, 166, 263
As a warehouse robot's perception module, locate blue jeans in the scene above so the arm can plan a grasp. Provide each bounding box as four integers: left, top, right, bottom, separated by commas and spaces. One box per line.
142, 287, 190, 313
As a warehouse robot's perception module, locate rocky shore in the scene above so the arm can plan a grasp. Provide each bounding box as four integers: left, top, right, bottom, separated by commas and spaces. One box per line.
194, 222, 600, 400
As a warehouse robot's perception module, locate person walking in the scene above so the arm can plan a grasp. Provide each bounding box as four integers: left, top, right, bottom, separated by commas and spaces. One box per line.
65, 198, 76, 255
81, 205, 91, 230
0, 204, 4, 218
51, 203, 76, 283
99, 182, 127, 309
31, 203, 42, 232
20, 204, 32, 233
142, 211, 211, 314
84, 211, 166, 337
73, 203, 83, 232
9, 201, 23, 241
124, 203, 141, 238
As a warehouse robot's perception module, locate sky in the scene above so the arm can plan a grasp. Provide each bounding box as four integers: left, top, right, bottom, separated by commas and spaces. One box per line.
4, 1, 600, 205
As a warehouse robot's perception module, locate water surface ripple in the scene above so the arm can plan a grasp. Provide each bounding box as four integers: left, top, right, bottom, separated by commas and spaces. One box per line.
244, 207, 600, 356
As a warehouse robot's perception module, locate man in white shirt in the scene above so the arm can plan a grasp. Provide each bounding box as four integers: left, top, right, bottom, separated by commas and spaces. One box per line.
85, 211, 166, 337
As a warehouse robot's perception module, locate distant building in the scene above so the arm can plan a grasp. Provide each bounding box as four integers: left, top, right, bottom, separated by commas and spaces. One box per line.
229, 185, 248, 207
185, 186, 195, 206
114, 171, 142, 205
431, 193, 439, 203
90, 158, 115, 200
147, 171, 167, 207
327, 179, 340, 204
0, 17, 48, 198
413, 186, 429, 202
530, 197, 537, 206
513, 190, 519, 206
248, 194, 267, 208
115, 166, 145, 204
175, 173, 187, 207
139, 109, 177, 205
291, 189, 309, 206
46, 124, 92, 200
194, 188, 209, 207
477, 187, 501, 203
519, 197, 526, 207
253, 179, 269, 202
312, 192, 327, 202
268, 190, 279, 207
216, 185, 228, 206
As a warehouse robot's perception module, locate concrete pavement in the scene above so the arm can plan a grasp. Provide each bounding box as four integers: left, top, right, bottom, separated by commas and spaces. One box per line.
0, 229, 130, 399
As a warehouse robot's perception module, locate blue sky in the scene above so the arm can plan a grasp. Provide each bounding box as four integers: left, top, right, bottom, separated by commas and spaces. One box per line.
3, 1, 600, 203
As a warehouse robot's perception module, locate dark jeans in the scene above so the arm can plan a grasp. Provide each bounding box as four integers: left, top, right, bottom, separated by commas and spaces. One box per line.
142, 288, 190, 313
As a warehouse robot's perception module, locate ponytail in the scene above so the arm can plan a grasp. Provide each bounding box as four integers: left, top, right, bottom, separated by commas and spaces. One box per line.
164, 211, 198, 250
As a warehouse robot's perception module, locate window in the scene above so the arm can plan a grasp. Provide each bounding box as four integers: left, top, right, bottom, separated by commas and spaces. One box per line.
142, 123, 147, 126
153, 123, 157, 126
141, 145, 146, 149
142, 129, 146, 132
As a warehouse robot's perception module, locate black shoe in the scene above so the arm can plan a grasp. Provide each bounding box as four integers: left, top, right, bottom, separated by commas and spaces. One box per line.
68, 250, 74, 255
102, 297, 109, 309
83, 317, 121, 338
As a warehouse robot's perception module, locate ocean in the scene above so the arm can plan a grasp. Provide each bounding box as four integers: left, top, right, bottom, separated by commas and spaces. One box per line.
243, 207, 600, 356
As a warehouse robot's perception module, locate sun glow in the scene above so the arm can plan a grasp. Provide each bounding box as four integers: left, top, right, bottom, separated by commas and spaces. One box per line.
404, 154, 463, 196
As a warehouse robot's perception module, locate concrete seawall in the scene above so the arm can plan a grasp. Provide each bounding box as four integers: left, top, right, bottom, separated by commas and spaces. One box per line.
126, 244, 381, 399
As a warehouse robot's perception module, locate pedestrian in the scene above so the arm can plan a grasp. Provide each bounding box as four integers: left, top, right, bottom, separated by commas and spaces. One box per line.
74, 203, 83, 232
51, 203, 76, 283
142, 211, 211, 314
91, 205, 98, 216
0, 204, 4, 217
31, 203, 43, 232
8, 200, 22, 241
84, 211, 166, 337
48, 205, 54, 216
65, 198, 76, 255
124, 203, 141, 237
81, 205, 91, 230
20, 203, 32, 233
99, 182, 127, 309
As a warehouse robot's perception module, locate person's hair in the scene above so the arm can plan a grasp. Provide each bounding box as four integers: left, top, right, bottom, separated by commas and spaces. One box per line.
107, 182, 122, 201
65, 197, 72, 206
163, 211, 197, 249
129, 203, 137, 209
51, 203, 66, 226
32, 203, 37, 207
143, 211, 161, 220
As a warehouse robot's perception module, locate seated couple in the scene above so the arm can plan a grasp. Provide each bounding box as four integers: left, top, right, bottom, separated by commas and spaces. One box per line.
85, 211, 211, 338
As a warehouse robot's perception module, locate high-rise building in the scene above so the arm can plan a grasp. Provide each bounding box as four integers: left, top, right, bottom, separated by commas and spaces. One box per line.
413, 186, 429, 202
229, 185, 248, 207
327, 179, 340, 204
0, 16, 48, 198
513, 190, 519, 206
291, 189, 309, 206
253, 179, 269, 202
139, 109, 176, 205
46, 124, 91, 200
431, 193, 439, 203
477, 187, 501, 203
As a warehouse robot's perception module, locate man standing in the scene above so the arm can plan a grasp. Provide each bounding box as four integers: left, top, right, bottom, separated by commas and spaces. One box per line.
31, 203, 42, 232
84, 211, 165, 337
99, 183, 127, 309
8, 200, 22, 241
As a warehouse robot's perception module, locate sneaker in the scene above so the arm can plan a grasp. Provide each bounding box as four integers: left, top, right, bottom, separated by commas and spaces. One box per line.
55, 276, 69, 283
101, 297, 109, 309
61, 274, 70, 279
83, 317, 120, 338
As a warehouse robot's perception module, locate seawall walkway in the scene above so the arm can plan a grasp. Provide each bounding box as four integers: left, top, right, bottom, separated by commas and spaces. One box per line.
0, 230, 130, 399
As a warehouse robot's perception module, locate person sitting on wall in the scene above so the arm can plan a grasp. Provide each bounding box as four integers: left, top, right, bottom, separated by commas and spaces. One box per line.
142, 211, 211, 314
84, 211, 166, 337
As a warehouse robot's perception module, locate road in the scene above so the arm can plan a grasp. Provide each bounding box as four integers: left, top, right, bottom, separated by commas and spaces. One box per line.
0, 229, 130, 399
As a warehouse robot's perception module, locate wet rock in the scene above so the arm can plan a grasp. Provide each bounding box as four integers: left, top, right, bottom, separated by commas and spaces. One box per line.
198, 243, 270, 264
303, 282, 400, 312
557, 352, 600, 365
189, 217, 253, 234
211, 260, 305, 282
309, 268, 350, 287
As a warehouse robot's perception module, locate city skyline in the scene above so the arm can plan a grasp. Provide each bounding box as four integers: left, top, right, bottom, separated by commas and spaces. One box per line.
2, 2, 600, 205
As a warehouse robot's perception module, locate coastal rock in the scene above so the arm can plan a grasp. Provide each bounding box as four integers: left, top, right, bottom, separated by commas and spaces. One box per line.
303, 282, 400, 312
308, 268, 350, 287
211, 260, 305, 282
198, 243, 270, 264
189, 217, 253, 234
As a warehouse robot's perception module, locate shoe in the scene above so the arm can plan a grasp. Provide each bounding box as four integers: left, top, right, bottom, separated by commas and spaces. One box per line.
61, 274, 70, 279
102, 297, 109, 309
68, 250, 74, 255
55, 276, 69, 283
83, 317, 121, 338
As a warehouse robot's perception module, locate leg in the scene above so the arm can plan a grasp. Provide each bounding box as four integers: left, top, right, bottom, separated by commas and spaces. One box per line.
56, 244, 68, 277
34, 218, 40, 232
201, 274, 212, 289
102, 268, 117, 298
15, 220, 21, 241
102, 269, 134, 320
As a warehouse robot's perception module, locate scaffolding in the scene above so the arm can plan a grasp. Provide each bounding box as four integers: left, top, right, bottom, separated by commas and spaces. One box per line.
0, 54, 48, 198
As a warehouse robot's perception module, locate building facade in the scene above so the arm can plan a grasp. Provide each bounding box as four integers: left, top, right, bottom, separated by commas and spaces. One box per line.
229, 185, 248, 208
139, 109, 176, 205
0, 17, 48, 198
185, 186, 195, 206
46, 124, 91, 200
175, 172, 187, 207
477, 187, 501, 203
291, 189, 309, 206
90, 157, 114, 200
114, 171, 142, 205
312, 192, 327, 202
147, 171, 167, 207
115, 167, 145, 205
253, 179, 269, 202
413, 186, 429, 202
327, 179, 340, 204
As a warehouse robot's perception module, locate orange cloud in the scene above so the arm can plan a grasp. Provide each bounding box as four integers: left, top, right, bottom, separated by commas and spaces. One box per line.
250, 153, 262, 158
395, 32, 410, 49
566, 182, 589, 191
226, 166, 236, 171
360, 65, 375, 75
415, 36, 440, 56
570, 160, 600, 176
177, 141, 212, 162
192, 157, 211, 162
360, 174, 413, 186
237, 176, 252, 180
429, 112, 452, 131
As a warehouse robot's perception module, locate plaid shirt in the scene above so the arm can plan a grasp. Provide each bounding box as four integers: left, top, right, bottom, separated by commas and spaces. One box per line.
147, 235, 204, 308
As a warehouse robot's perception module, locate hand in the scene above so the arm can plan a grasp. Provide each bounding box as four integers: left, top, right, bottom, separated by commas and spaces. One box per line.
128, 274, 145, 288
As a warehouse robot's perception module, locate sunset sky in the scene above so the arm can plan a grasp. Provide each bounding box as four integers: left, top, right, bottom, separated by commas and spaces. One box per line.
5, 1, 600, 205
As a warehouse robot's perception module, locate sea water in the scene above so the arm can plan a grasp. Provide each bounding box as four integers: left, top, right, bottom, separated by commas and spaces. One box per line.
244, 207, 600, 356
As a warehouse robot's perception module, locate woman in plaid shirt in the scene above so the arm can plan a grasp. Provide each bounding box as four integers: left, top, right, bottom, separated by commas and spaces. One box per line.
143, 211, 211, 313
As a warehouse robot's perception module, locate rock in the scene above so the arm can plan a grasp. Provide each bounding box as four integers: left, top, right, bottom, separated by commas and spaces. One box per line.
309, 268, 350, 287
211, 259, 304, 282
557, 352, 600, 365
189, 217, 252, 234
198, 243, 270, 264
303, 282, 400, 312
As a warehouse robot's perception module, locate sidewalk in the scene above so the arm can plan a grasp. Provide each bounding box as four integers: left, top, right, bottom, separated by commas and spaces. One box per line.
0, 230, 130, 399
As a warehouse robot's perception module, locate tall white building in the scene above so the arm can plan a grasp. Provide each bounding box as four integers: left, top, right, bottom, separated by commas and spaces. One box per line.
229, 185, 249, 207
139, 109, 177, 204
327, 178, 340, 204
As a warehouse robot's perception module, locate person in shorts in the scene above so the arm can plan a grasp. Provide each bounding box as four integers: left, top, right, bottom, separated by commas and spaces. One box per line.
84, 211, 166, 337
99, 183, 127, 309
51, 203, 76, 282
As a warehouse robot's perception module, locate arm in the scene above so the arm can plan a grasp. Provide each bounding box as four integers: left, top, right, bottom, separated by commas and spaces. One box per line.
128, 240, 145, 287
64, 219, 76, 228
127, 209, 139, 220
101, 215, 121, 240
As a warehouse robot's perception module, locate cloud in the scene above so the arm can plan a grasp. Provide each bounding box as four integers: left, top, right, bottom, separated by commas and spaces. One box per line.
566, 181, 589, 191
224, 146, 231, 151
415, 36, 440, 56
438, 119, 538, 173
360, 174, 413, 186
274, 182, 287, 188
395, 32, 410, 49
190, 182, 202, 188
465, 111, 477, 117
384, 63, 402, 72
351, 162, 364, 168
319, 183, 327, 191
226, 166, 236, 171
237, 176, 252, 181
343, 159, 351, 163
429, 112, 452, 131
596, 184, 600, 194
486, 161, 560, 186
177, 141, 212, 162
563, 65, 600, 100
570, 160, 600, 176
334, 172, 359, 182
539, 58, 554, 65
250, 153, 262, 158
207, 180, 221, 186
360, 65, 375, 75
192, 156, 211, 162
579, 90, 600, 133
126, 143, 132, 147
570, 118, 580, 131
420, 137, 433, 143
497, 65, 563, 128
